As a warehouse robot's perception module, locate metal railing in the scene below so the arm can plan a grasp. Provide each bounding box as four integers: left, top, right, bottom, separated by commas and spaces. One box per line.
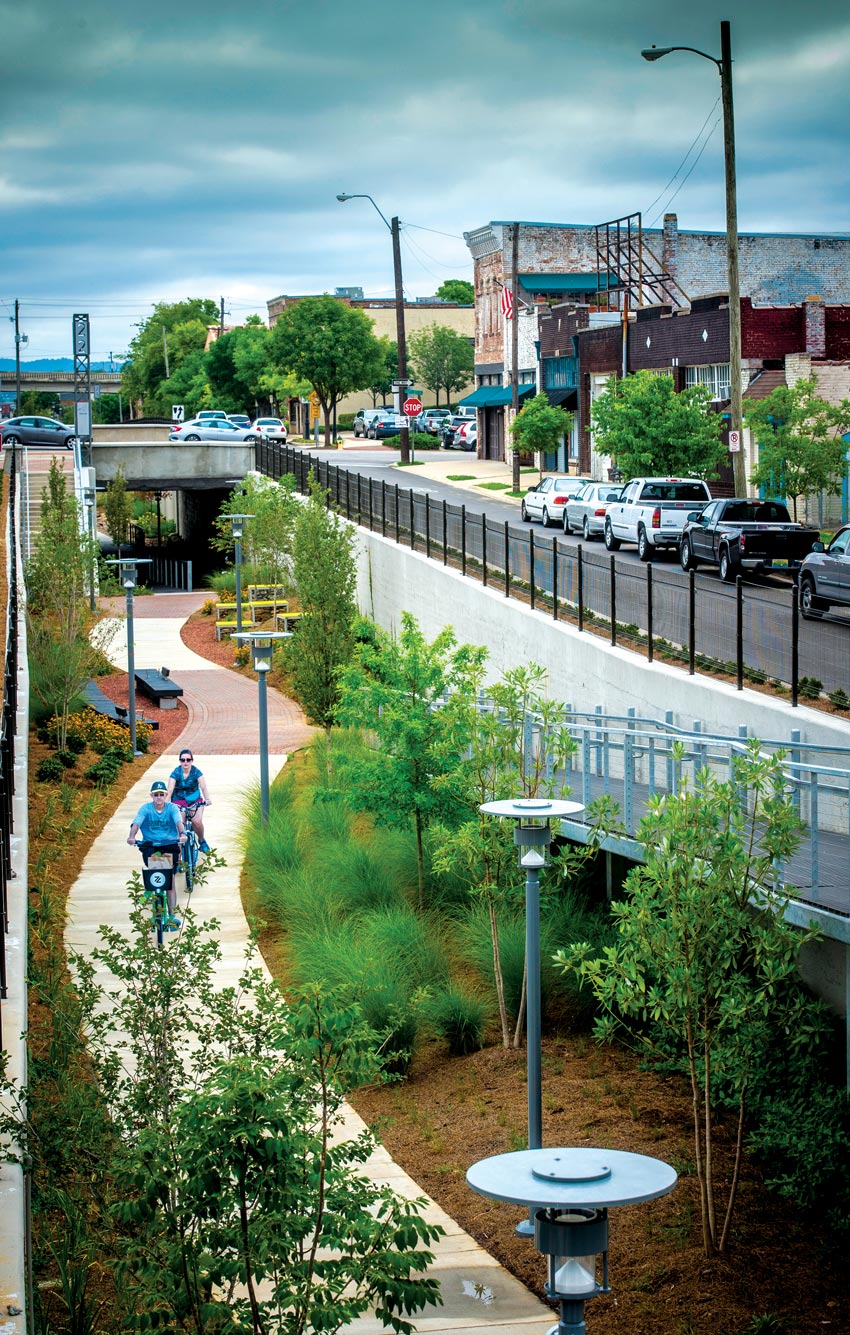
1, 448, 20, 1045
257, 442, 850, 701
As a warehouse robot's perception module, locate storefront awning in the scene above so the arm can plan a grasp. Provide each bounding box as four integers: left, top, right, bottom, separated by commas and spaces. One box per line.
545, 387, 578, 408
458, 383, 537, 408
519, 272, 616, 294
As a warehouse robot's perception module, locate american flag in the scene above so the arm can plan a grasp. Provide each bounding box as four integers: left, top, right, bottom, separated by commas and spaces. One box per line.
500, 285, 514, 321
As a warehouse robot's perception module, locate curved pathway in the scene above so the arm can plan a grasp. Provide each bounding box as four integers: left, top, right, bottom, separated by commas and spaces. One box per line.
65, 592, 548, 1335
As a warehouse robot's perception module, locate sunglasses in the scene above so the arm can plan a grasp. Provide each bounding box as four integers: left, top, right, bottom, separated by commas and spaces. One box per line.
180, 755, 193, 762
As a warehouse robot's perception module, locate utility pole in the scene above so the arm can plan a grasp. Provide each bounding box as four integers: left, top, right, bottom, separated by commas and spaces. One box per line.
510, 224, 520, 494
220, 296, 225, 335
391, 216, 411, 466
162, 325, 170, 379
720, 20, 746, 496
14, 300, 21, 414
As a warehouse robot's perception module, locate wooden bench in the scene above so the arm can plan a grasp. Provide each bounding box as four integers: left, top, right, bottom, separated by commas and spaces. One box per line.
80, 680, 160, 730
135, 669, 184, 710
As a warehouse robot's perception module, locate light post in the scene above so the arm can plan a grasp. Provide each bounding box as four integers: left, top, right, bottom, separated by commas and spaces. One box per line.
642, 21, 747, 495
231, 630, 292, 823
227, 513, 254, 633
84, 485, 103, 612
467, 1147, 677, 1335
107, 556, 151, 756
480, 796, 585, 1234
336, 192, 411, 465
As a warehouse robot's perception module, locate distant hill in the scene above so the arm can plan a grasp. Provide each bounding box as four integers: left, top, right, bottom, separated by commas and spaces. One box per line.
0, 358, 120, 372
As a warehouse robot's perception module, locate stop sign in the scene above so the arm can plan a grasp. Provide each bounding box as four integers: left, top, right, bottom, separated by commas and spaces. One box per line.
403, 397, 423, 418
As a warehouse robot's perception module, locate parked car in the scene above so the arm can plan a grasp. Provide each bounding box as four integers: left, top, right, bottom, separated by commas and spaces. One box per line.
367, 413, 407, 440
453, 406, 476, 421
0, 415, 77, 449
604, 477, 713, 559
563, 482, 624, 539
521, 475, 592, 527
353, 408, 389, 438
454, 421, 478, 452
679, 498, 820, 581
227, 414, 252, 429
196, 410, 228, 421
251, 417, 288, 442
441, 415, 475, 449
170, 418, 258, 442
418, 409, 452, 435
799, 527, 850, 618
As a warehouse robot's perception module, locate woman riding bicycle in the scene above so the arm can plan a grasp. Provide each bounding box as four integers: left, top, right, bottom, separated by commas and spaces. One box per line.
166, 749, 213, 853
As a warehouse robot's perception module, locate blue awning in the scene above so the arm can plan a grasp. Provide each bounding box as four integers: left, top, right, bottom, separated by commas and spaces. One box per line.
458, 383, 537, 408
519, 272, 616, 294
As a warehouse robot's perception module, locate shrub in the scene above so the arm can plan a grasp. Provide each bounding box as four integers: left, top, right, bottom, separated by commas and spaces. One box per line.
62, 708, 152, 756
234, 644, 251, 668
799, 676, 824, 700
36, 756, 65, 783
55, 750, 76, 769
66, 734, 86, 755
84, 756, 122, 787
202, 598, 218, 617
425, 984, 489, 1056
828, 687, 850, 710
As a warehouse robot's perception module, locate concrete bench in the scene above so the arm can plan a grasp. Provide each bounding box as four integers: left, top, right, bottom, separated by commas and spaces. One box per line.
80, 679, 159, 730
135, 669, 184, 710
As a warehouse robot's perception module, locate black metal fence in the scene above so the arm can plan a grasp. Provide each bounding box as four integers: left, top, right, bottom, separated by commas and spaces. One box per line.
1, 449, 20, 1047
257, 442, 850, 703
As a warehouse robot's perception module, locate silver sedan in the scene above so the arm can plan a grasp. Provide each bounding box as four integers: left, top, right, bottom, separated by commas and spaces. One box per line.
170, 418, 258, 442
563, 482, 624, 540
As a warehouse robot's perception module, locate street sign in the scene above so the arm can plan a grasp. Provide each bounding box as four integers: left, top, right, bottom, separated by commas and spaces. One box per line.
403, 397, 423, 418
172, 404, 185, 424
728, 429, 741, 453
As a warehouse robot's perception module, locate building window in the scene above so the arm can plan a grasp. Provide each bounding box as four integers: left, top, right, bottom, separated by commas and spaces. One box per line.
543, 355, 577, 389
685, 363, 730, 400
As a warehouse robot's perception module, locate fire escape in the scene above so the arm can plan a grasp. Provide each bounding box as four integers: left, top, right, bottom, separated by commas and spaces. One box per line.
595, 213, 690, 312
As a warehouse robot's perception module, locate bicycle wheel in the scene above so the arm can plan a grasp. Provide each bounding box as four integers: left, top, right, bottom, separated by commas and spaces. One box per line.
183, 831, 198, 892
146, 870, 170, 947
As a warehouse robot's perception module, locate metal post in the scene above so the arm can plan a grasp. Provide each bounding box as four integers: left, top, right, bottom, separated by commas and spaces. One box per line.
258, 668, 270, 823
505, 520, 511, 597
126, 584, 137, 756
526, 861, 542, 1151
552, 535, 558, 619
461, 505, 467, 576
529, 530, 535, 610
481, 515, 487, 585
736, 576, 744, 690
391, 216, 411, 466
720, 20, 747, 497
410, 489, 415, 550
577, 546, 584, 632
382, 480, 387, 536
792, 580, 799, 707
510, 223, 521, 495
442, 500, 448, 564
235, 534, 243, 634
610, 554, 616, 646
647, 564, 654, 662
688, 569, 696, 674
395, 485, 401, 544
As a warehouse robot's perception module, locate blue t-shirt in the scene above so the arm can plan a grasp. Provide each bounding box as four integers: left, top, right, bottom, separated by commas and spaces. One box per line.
169, 763, 203, 804
134, 800, 182, 844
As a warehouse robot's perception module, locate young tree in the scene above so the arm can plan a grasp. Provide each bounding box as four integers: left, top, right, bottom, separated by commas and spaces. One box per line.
26, 459, 110, 746
559, 743, 815, 1255
369, 337, 398, 406
60, 899, 444, 1335
431, 662, 578, 1047
103, 465, 131, 548
510, 392, 572, 465
746, 377, 850, 519
435, 279, 474, 305
337, 613, 485, 909
213, 474, 298, 588
270, 296, 386, 445
408, 324, 474, 408
591, 370, 725, 480
286, 474, 358, 734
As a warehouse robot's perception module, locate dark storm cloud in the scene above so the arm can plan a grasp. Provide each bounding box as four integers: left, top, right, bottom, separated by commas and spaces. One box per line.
2, 0, 848, 357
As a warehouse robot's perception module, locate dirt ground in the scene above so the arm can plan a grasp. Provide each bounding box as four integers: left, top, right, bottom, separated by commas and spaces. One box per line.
105, 611, 850, 1334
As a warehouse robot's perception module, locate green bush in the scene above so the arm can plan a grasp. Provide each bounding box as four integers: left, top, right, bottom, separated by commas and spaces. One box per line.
798, 675, 823, 699
36, 756, 65, 783
55, 750, 77, 769
337, 412, 356, 429
384, 431, 440, 451
425, 984, 489, 1055
828, 687, 850, 710
84, 756, 122, 787
66, 734, 87, 755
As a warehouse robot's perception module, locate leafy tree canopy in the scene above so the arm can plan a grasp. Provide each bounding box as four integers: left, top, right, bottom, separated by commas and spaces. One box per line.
408, 324, 473, 408
369, 337, 398, 405
510, 392, 571, 457
122, 299, 218, 413
591, 370, 725, 480
436, 279, 474, 304
745, 377, 850, 519
270, 296, 385, 443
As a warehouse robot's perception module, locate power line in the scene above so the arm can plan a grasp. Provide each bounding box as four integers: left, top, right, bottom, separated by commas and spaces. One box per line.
643, 97, 720, 220
647, 114, 721, 228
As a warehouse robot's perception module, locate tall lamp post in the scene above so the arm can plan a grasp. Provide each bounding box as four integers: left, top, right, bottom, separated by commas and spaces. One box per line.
641, 21, 747, 496
231, 630, 292, 823
227, 513, 254, 633
336, 192, 411, 465
107, 556, 151, 756
467, 1147, 677, 1335
480, 796, 585, 1234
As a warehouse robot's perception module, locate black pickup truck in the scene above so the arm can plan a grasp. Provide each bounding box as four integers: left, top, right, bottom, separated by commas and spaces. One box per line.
678, 498, 821, 581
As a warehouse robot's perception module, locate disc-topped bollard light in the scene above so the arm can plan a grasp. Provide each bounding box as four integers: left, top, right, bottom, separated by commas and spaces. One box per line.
467, 1147, 677, 1335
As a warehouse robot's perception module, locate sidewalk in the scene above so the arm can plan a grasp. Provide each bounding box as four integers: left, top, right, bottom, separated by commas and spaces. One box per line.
65, 594, 550, 1335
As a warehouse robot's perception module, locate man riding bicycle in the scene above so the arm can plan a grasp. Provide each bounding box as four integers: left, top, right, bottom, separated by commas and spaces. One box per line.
127, 780, 187, 868
166, 749, 212, 853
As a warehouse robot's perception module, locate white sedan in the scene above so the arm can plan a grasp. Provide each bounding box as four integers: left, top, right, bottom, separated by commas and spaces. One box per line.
251, 417, 288, 442
520, 475, 591, 527
170, 418, 258, 442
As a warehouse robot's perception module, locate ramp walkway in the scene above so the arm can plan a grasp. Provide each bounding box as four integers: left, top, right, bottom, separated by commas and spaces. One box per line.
64, 591, 549, 1335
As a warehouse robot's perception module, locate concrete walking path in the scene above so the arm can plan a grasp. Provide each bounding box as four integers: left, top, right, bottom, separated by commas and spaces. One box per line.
64, 593, 549, 1335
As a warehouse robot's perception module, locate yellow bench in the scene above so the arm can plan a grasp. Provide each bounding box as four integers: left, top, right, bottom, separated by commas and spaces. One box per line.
215, 601, 258, 640
274, 610, 303, 632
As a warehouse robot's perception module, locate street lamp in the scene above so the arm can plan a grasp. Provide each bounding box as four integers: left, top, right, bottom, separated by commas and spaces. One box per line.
227, 513, 254, 633
106, 556, 151, 756
480, 796, 585, 1234
467, 1147, 677, 1335
231, 630, 292, 823
336, 192, 411, 465
83, 484, 104, 612
641, 21, 747, 495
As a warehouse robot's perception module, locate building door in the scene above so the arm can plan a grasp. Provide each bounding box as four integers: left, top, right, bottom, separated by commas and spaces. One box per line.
483, 408, 504, 461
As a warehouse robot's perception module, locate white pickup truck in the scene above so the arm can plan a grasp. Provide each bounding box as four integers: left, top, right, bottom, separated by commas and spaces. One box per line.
603, 477, 712, 561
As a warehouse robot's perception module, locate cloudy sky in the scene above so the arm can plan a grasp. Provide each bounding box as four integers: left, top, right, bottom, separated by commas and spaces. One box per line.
2, 0, 849, 361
